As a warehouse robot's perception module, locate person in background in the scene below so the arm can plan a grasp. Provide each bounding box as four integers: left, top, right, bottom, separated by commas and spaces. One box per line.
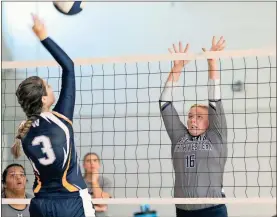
2, 163, 33, 217
83, 153, 112, 217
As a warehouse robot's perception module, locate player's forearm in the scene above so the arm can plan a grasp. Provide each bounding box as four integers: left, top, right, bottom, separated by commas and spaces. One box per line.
160, 68, 180, 104
208, 60, 220, 101
92, 183, 110, 198
46, 37, 76, 120
208, 79, 220, 101
208, 60, 219, 80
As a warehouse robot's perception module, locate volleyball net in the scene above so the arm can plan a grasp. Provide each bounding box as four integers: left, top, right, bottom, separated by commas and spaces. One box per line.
1, 48, 276, 207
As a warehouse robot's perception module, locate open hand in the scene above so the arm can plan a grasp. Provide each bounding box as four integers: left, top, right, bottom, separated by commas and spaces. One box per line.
168, 42, 190, 71
202, 36, 226, 64
168, 42, 190, 82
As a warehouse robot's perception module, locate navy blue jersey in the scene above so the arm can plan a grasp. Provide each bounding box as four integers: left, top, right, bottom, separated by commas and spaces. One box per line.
22, 37, 86, 195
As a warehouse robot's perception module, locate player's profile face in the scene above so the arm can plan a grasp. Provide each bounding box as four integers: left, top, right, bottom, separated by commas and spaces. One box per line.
83, 154, 100, 173
42, 80, 56, 108
5, 166, 26, 192
187, 106, 209, 136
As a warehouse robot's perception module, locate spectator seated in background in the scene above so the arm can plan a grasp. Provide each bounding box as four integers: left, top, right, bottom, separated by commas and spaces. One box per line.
2, 163, 33, 217
83, 152, 112, 217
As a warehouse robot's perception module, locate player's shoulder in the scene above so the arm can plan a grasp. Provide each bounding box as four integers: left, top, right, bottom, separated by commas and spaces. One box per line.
52, 111, 73, 126
24, 113, 63, 138
37, 111, 72, 127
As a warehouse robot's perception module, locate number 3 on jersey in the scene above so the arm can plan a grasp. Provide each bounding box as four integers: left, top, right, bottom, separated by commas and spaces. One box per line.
32, 136, 56, 165
185, 154, 195, 168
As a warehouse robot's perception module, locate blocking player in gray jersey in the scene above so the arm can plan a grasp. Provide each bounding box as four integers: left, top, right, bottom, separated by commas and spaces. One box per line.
160, 36, 228, 217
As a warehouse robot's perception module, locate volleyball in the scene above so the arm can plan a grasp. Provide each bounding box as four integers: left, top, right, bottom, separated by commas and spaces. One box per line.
53, 1, 85, 16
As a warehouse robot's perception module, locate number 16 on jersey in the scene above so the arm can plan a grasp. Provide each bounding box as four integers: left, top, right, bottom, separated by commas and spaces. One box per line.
185, 154, 195, 168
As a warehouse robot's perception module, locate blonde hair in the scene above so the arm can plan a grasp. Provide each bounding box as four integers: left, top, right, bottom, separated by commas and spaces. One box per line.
11, 118, 36, 159
190, 104, 208, 110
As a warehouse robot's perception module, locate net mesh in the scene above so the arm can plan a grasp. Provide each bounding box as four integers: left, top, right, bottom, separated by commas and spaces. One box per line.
1, 50, 276, 211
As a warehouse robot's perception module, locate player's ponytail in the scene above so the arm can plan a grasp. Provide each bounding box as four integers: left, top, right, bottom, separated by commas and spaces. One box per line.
12, 76, 47, 159
11, 137, 22, 159
11, 117, 37, 159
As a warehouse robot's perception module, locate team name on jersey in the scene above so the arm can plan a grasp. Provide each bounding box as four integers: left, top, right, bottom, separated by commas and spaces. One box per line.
32, 119, 40, 127
174, 137, 212, 153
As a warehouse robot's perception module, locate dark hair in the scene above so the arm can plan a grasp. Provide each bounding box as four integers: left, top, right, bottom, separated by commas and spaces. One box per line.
11, 76, 47, 159
2, 163, 26, 185
83, 152, 100, 163
16, 76, 47, 118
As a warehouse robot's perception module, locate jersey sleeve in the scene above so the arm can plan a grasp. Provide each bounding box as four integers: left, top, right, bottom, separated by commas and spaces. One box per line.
159, 77, 189, 144
41, 37, 75, 121
160, 102, 189, 144
207, 79, 227, 139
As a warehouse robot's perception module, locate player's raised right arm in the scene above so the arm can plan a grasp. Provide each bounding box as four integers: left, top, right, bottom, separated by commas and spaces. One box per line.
159, 42, 190, 143
203, 36, 227, 139
32, 14, 75, 122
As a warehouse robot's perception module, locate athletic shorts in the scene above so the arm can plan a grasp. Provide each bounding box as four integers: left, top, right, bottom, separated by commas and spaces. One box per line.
176, 204, 228, 217
29, 189, 95, 217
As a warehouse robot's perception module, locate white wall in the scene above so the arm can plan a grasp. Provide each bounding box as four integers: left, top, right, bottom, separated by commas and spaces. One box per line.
1, 2, 276, 217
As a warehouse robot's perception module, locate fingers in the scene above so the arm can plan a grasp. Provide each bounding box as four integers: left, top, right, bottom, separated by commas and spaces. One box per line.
169, 42, 189, 53
173, 43, 178, 53
184, 43, 189, 53
179, 41, 183, 53
31, 13, 44, 27
216, 36, 224, 47
31, 13, 36, 22
31, 13, 39, 25
212, 36, 216, 47
210, 36, 226, 51
218, 40, 226, 51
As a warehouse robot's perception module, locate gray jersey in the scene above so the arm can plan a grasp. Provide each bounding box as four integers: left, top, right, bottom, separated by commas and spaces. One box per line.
1, 192, 32, 217
160, 100, 227, 211
85, 176, 112, 217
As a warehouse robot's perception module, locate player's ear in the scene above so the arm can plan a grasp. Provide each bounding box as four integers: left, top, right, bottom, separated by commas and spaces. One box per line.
41, 96, 47, 104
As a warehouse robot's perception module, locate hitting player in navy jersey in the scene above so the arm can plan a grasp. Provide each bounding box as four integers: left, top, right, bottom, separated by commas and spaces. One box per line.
11, 14, 95, 217
160, 37, 228, 217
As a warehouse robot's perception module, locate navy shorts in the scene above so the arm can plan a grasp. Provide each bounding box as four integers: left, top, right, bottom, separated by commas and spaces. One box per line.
176, 204, 228, 217
29, 189, 95, 217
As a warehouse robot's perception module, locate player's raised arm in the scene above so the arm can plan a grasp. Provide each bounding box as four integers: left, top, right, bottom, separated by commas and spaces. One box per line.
203, 36, 227, 138
32, 14, 75, 122
159, 42, 190, 143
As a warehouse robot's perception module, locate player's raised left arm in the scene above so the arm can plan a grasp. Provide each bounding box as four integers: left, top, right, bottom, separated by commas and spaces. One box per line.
32, 14, 75, 122
203, 36, 227, 138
